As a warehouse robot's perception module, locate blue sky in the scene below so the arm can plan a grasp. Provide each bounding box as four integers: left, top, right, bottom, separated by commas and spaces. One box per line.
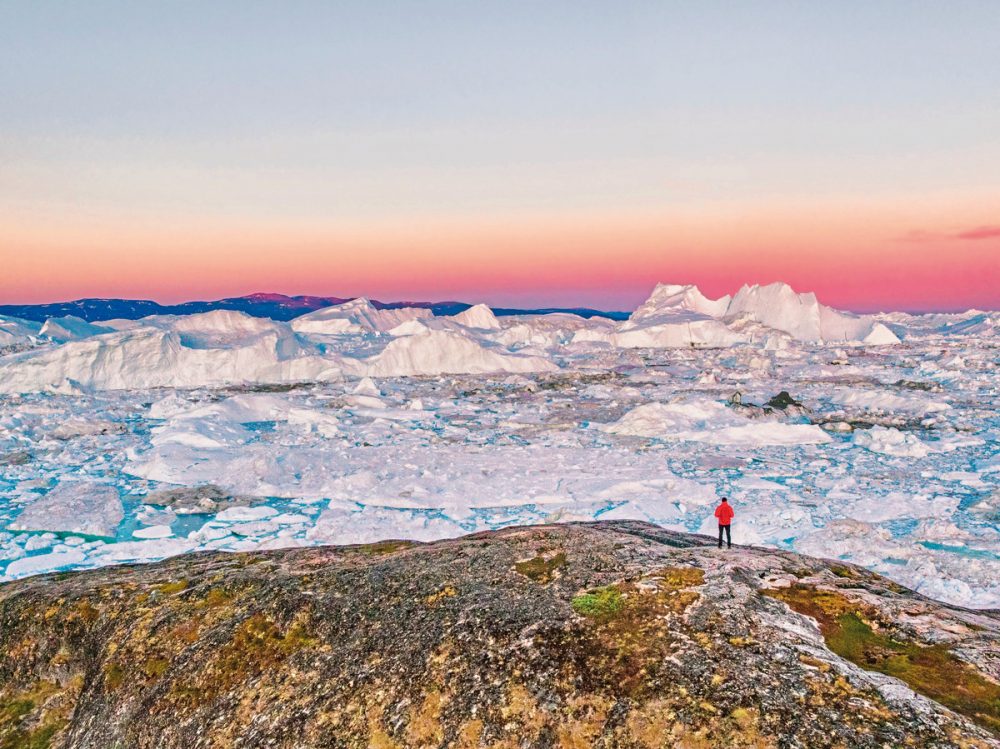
1, 1, 998, 309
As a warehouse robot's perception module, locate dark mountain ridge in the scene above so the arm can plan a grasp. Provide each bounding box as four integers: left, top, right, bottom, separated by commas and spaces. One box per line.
0, 294, 629, 323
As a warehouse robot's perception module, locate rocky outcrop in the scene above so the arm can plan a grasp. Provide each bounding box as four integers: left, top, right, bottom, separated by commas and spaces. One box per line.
140, 484, 261, 515
1, 521, 998, 748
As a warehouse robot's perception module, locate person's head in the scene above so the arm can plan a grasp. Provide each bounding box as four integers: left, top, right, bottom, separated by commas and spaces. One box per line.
721, 497, 728, 503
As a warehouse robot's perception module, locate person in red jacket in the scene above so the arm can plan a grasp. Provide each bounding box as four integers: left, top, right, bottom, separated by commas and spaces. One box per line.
714, 497, 734, 548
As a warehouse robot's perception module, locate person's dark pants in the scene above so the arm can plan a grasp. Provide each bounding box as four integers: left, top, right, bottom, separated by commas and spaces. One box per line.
718, 524, 731, 548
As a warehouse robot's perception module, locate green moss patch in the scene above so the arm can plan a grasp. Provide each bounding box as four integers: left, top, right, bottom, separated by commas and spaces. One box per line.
103, 663, 125, 692
0, 718, 65, 749
655, 566, 705, 590
0, 700, 34, 734
555, 573, 702, 698
155, 579, 189, 595
515, 553, 567, 583
356, 540, 415, 556
572, 586, 624, 620
170, 612, 317, 705
0, 681, 65, 749
141, 657, 170, 679
768, 585, 1000, 735
572, 569, 702, 623
829, 564, 858, 579
195, 587, 234, 609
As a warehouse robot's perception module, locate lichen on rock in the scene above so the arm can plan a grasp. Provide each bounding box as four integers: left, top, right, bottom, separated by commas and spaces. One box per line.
0, 520, 997, 748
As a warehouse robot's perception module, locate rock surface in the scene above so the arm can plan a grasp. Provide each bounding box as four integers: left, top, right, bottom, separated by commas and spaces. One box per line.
140, 484, 260, 515
0, 521, 998, 748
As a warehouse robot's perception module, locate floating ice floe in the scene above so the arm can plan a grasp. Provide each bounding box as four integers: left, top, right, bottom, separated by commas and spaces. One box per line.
839, 492, 960, 523
827, 390, 950, 416
853, 426, 983, 458
9, 482, 123, 538
600, 399, 830, 445
4, 548, 89, 578
133, 524, 174, 539
0, 281, 997, 608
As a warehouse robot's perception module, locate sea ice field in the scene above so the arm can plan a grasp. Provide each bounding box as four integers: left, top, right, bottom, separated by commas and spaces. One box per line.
0, 282, 997, 608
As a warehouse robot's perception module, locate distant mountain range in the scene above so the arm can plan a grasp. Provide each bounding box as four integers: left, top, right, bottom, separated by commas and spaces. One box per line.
0, 293, 629, 323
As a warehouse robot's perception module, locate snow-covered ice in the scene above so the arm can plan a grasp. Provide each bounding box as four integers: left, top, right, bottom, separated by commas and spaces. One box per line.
0, 282, 997, 609
601, 400, 830, 445
8, 482, 123, 537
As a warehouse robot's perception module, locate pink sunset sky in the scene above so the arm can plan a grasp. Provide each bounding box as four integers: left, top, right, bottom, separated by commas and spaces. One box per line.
3, 199, 999, 312
2, 2, 998, 312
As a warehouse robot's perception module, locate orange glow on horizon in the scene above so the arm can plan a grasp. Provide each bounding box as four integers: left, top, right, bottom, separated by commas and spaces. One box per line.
2, 193, 998, 312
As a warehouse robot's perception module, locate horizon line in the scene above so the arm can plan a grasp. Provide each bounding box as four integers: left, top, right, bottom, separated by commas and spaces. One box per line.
1, 288, 995, 317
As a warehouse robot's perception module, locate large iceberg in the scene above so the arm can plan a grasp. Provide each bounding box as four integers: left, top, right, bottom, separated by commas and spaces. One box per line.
0, 315, 41, 349
1, 280, 996, 609
575, 284, 743, 349
0, 311, 346, 393
366, 327, 556, 377
724, 282, 899, 344
38, 315, 114, 343
0, 281, 912, 393
291, 298, 431, 335
574, 281, 898, 349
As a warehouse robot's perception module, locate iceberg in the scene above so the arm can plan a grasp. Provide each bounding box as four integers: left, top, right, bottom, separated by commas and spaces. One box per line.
725, 282, 900, 344
365, 327, 556, 377
10, 482, 123, 538
291, 298, 431, 335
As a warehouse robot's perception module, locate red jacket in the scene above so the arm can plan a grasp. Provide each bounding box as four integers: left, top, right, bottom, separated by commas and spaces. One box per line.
715, 502, 734, 525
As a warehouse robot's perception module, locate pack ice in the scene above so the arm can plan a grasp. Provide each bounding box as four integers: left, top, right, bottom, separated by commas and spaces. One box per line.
0, 282, 997, 610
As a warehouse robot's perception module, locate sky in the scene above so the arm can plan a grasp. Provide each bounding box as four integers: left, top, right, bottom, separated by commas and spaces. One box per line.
1, 1, 998, 312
